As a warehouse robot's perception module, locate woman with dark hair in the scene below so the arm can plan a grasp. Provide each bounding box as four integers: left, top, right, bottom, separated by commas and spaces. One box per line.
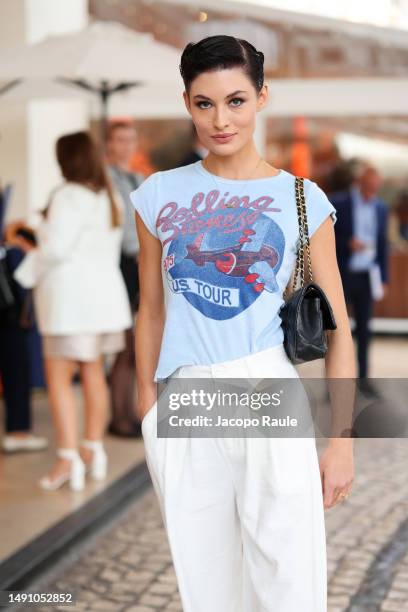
9, 131, 132, 490
131, 36, 355, 611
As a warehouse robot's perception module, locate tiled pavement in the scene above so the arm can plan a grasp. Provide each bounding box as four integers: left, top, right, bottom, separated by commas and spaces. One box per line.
22, 437, 408, 612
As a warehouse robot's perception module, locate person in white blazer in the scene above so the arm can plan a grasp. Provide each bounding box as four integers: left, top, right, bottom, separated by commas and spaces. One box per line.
8, 131, 132, 491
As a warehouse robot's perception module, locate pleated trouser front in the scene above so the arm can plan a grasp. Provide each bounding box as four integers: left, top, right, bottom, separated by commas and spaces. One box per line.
141, 343, 327, 612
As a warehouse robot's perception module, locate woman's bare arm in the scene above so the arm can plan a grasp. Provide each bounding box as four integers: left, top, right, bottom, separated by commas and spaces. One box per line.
309, 216, 356, 379
308, 216, 355, 508
134, 211, 165, 420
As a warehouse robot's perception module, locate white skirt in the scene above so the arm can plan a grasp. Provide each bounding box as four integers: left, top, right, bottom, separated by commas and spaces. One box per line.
42, 331, 125, 361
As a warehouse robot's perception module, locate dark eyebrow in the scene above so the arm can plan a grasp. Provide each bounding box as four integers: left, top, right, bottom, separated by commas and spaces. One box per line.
193, 90, 247, 101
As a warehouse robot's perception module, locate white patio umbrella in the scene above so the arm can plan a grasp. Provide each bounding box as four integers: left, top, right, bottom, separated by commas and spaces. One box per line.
0, 20, 181, 139
0, 77, 189, 120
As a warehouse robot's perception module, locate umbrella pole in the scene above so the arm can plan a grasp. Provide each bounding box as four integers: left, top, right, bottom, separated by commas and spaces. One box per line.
100, 81, 110, 152
53, 78, 140, 152
54, 78, 109, 153
98, 81, 141, 152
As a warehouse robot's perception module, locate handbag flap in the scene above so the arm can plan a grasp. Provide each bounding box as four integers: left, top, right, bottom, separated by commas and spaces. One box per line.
303, 282, 337, 330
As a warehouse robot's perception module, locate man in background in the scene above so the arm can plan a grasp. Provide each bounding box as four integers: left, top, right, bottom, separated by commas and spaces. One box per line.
106, 120, 144, 437
330, 164, 389, 381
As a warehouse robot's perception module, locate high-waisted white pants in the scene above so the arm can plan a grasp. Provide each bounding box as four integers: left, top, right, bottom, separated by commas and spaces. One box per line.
141, 343, 327, 612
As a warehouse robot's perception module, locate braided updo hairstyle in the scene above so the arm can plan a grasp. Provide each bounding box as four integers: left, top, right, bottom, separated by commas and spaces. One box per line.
179, 35, 265, 95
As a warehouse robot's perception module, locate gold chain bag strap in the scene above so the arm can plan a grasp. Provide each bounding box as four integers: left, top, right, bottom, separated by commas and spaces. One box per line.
280, 176, 337, 364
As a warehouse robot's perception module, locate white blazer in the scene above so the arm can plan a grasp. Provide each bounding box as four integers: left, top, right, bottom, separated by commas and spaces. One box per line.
14, 181, 132, 335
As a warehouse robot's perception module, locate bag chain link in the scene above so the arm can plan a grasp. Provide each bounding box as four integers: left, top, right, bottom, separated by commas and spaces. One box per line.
284, 177, 313, 298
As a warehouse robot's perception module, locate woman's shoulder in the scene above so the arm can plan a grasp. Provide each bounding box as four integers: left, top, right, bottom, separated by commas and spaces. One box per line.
281, 171, 317, 191
52, 181, 102, 199
130, 165, 194, 205
302, 179, 338, 236
283, 173, 332, 203
47, 182, 108, 219
160, 162, 198, 178
135, 163, 195, 188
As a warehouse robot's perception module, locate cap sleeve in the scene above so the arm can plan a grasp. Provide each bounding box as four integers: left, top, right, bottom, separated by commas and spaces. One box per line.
304, 179, 337, 239
129, 172, 160, 238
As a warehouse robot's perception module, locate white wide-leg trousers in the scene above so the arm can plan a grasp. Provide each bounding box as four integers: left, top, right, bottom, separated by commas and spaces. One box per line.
141, 343, 327, 612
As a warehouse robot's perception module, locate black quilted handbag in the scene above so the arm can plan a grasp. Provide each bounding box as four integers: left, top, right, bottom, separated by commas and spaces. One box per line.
279, 177, 337, 364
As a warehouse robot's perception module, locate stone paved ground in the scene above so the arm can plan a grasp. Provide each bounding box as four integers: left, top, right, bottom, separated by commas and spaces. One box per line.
18, 437, 408, 612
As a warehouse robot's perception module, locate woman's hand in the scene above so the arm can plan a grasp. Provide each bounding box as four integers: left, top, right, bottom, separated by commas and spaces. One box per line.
137, 390, 157, 422
319, 439, 354, 509
5, 220, 26, 242
12, 236, 36, 253
5, 221, 36, 252
306, 204, 356, 509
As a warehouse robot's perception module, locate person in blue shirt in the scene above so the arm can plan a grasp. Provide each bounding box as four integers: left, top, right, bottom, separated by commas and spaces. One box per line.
330, 165, 389, 379
131, 35, 355, 612
106, 120, 145, 437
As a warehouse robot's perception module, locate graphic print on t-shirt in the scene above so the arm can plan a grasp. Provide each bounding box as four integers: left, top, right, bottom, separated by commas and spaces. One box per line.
158, 188, 285, 321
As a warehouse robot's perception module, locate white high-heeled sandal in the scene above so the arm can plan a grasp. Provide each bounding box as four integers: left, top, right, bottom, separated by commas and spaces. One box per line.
38, 448, 85, 491
80, 439, 107, 481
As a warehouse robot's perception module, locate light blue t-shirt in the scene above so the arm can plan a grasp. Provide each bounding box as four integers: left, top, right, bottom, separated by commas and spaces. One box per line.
130, 160, 337, 382
349, 185, 378, 272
